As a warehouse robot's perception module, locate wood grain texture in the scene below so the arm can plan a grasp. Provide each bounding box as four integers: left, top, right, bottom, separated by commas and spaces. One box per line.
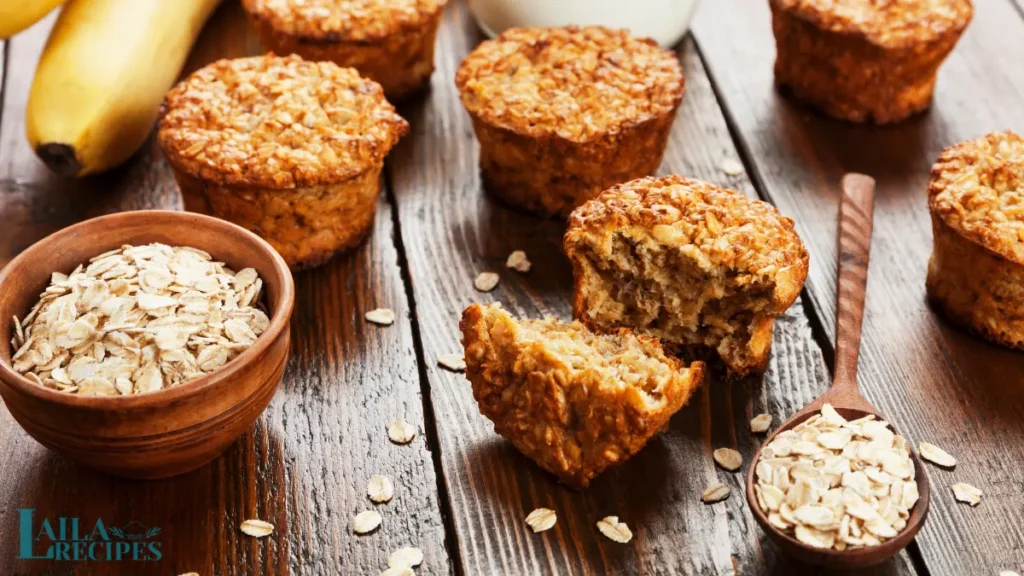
387, 2, 915, 574
693, 0, 1024, 574
0, 4, 450, 574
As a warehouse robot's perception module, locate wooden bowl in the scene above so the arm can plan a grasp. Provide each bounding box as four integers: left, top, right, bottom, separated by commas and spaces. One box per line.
0, 210, 295, 479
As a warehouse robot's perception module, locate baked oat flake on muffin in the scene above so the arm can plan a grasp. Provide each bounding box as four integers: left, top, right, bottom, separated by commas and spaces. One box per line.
456, 26, 685, 218
564, 175, 809, 376
157, 54, 408, 270
242, 0, 447, 100
771, 0, 973, 123
460, 303, 704, 489
927, 131, 1024, 349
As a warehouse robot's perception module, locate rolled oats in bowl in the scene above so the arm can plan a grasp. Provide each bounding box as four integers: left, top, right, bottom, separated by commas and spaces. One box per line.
9, 243, 269, 396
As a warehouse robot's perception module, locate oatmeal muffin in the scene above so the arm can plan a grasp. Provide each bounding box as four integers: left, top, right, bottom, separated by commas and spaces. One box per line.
241, 0, 447, 100
770, 0, 972, 123
158, 54, 408, 269
455, 26, 685, 218
564, 175, 809, 376
927, 131, 1024, 349
460, 303, 704, 489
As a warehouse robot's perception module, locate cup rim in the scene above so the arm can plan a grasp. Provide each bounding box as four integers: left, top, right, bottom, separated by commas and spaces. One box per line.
0, 210, 295, 411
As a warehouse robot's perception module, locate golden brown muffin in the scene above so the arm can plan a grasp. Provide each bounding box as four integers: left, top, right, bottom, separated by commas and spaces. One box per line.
158, 54, 408, 269
564, 175, 809, 376
927, 131, 1024, 349
770, 0, 972, 124
460, 302, 704, 489
241, 0, 447, 100
455, 26, 685, 218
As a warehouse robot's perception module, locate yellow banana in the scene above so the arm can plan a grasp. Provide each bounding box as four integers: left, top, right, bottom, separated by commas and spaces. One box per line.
0, 0, 66, 39
26, 0, 223, 176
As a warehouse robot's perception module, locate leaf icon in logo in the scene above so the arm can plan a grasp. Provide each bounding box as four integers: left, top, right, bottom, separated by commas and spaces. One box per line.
109, 527, 126, 540
145, 527, 161, 539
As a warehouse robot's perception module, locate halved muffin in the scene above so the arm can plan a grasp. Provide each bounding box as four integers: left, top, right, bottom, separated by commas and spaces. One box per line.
241, 0, 447, 100
455, 26, 684, 218
770, 0, 972, 123
927, 131, 1024, 349
158, 54, 408, 269
460, 303, 704, 489
564, 175, 809, 376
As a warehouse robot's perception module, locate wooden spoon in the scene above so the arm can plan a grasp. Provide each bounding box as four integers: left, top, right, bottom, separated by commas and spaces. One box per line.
745, 173, 931, 568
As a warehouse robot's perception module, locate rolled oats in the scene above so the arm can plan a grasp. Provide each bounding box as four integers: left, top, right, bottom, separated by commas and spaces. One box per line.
918, 441, 957, 468
352, 510, 383, 534
720, 158, 744, 177
951, 482, 982, 506
713, 447, 743, 471
11, 244, 268, 396
380, 569, 414, 576
367, 475, 394, 503
750, 413, 773, 434
701, 483, 730, 504
366, 308, 396, 326
474, 272, 500, 292
506, 250, 532, 273
388, 546, 424, 569
596, 516, 632, 544
437, 353, 466, 372
388, 419, 417, 444
524, 507, 557, 533
240, 519, 274, 538
753, 404, 918, 551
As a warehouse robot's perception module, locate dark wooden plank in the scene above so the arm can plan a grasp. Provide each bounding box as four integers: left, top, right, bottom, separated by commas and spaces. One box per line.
693, 1, 1024, 574
0, 4, 451, 574
388, 2, 915, 574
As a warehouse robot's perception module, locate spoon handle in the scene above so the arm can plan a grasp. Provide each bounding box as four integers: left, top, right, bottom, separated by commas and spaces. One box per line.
833, 173, 876, 393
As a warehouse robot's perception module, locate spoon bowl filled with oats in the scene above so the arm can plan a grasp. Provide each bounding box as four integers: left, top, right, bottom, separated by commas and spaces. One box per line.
747, 175, 931, 568
0, 210, 294, 479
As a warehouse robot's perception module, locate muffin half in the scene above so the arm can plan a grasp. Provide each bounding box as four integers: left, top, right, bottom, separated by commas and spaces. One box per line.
770, 0, 972, 123
455, 26, 685, 218
158, 54, 408, 269
460, 303, 704, 489
241, 0, 447, 100
564, 175, 809, 376
927, 131, 1024, 349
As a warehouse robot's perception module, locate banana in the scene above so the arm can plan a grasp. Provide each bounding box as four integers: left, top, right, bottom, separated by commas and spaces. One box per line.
26, 0, 223, 177
0, 0, 66, 40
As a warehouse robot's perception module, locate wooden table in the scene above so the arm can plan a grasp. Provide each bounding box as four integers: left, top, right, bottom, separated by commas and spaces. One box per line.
1, 1, 1022, 574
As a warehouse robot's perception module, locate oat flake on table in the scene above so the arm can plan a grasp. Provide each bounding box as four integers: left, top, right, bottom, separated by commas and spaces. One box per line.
713, 447, 743, 471
380, 568, 414, 576
506, 250, 532, 273
701, 483, 731, 504
473, 272, 500, 292
352, 510, 383, 534
437, 353, 466, 372
596, 516, 633, 543
240, 519, 274, 538
388, 546, 424, 569
951, 482, 982, 506
524, 507, 557, 533
918, 441, 957, 468
10, 244, 268, 396
388, 419, 417, 444
367, 474, 394, 503
750, 413, 773, 434
366, 308, 396, 326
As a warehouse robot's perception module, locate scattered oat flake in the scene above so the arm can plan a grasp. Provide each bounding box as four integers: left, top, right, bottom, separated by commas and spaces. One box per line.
474, 272, 500, 292
352, 510, 382, 534
951, 483, 982, 506
524, 507, 557, 533
506, 250, 532, 273
178, 573, 200, 576
240, 519, 274, 538
1000, 572, 1020, 576
437, 353, 466, 372
367, 475, 394, 503
701, 483, 730, 504
366, 308, 396, 326
596, 516, 633, 543
750, 413, 773, 433
713, 447, 743, 471
380, 568, 414, 576
388, 546, 424, 569
918, 441, 957, 468
388, 419, 417, 444
721, 158, 744, 176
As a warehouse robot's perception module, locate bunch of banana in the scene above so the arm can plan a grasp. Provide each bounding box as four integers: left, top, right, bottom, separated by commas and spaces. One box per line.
25, 0, 223, 177
0, 0, 66, 39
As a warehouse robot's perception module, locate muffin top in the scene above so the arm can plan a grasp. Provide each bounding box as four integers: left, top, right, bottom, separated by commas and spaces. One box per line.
771, 0, 973, 48
455, 26, 684, 143
929, 131, 1024, 264
158, 55, 408, 189
566, 175, 808, 297
241, 0, 447, 41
